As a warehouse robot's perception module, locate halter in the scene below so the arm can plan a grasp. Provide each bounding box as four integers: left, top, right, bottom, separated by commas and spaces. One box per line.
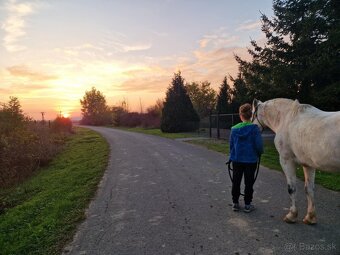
251, 104, 266, 132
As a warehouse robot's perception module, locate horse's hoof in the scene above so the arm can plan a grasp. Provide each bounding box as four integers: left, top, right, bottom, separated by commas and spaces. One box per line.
303, 217, 317, 225
283, 211, 298, 224
283, 216, 297, 224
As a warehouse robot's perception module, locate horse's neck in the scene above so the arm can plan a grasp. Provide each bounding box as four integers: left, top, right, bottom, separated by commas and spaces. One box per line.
263, 99, 294, 133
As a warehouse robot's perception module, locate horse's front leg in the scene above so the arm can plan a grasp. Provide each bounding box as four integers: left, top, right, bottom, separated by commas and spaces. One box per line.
280, 157, 298, 223
303, 166, 317, 225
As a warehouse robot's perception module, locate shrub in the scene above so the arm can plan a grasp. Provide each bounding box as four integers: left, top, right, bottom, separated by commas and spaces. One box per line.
51, 117, 73, 133
119, 112, 142, 127
0, 98, 74, 188
0, 122, 71, 188
140, 113, 161, 128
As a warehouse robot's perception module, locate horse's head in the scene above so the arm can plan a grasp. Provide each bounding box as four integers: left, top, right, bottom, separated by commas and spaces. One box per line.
252, 99, 266, 131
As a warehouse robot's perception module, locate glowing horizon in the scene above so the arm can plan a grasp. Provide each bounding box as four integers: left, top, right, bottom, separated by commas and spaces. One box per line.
0, 0, 273, 120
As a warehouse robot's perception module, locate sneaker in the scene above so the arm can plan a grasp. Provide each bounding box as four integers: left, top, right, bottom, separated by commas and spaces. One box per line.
232, 203, 240, 211
244, 204, 255, 213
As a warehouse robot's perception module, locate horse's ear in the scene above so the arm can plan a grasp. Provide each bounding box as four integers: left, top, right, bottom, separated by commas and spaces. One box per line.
253, 99, 260, 107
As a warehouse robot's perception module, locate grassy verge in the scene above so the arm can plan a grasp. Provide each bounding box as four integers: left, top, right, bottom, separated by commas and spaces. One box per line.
119, 127, 339, 191
117, 127, 205, 139
188, 139, 340, 191
0, 127, 109, 255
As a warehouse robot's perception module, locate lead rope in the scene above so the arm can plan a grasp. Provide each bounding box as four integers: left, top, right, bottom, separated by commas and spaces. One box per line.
226, 156, 261, 197
228, 103, 263, 196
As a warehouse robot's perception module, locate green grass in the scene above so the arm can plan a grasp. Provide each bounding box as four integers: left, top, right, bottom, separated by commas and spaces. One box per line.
118, 127, 204, 139
116, 128, 340, 191
0, 127, 109, 255
187, 139, 285, 172
188, 139, 340, 191
115, 127, 340, 191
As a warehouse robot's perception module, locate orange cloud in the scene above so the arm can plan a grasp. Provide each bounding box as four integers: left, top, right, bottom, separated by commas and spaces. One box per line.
110, 45, 251, 96
9, 83, 52, 92
175, 46, 251, 89
0, 88, 10, 94
7, 65, 58, 81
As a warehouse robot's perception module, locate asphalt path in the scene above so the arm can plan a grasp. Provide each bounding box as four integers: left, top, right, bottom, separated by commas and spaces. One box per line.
63, 127, 340, 255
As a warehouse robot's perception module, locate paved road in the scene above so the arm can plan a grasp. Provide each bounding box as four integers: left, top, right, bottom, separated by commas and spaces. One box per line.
63, 127, 340, 255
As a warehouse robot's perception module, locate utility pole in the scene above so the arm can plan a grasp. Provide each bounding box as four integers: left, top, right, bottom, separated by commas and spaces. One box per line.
41, 112, 45, 124
58, 105, 62, 118
139, 97, 143, 113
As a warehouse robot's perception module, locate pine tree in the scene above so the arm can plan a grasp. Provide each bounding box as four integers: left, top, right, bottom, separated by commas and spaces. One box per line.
230, 73, 250, 112
216, 77, 232, 114
161, 72, 200, 132
235, 0, 340, 110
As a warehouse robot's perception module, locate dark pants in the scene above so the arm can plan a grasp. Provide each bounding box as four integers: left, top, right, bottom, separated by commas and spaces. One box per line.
232, 162, 257, 205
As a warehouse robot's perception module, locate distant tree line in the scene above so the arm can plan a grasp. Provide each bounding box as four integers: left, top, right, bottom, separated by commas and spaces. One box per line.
81, 0, 339, 132
80, 87, 163, 128
79, 74, 233, 132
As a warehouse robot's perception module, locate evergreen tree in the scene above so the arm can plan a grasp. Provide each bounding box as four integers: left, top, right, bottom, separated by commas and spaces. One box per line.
161, 72, 199, 132
216, 76, 232, 113
235, 0, 340, 110
230, 73, 251, 112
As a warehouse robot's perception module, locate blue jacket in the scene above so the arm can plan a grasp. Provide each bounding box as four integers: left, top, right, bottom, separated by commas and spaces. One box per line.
229, 122, 263, 163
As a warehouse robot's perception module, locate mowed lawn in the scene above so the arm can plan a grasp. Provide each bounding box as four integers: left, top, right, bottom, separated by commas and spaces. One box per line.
0, 127, 109, 255
121, 128, 340, 192
188, 139, 340, 191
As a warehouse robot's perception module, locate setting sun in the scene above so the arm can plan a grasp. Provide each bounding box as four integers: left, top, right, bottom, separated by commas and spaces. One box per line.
0, 0, 273, 120
62, 113, 70, 118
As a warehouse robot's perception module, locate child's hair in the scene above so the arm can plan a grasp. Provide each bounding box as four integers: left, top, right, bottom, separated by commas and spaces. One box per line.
239, 103, 252, 120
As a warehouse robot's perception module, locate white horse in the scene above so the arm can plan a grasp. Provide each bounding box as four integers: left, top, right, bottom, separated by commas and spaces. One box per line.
252, 98, 340, 224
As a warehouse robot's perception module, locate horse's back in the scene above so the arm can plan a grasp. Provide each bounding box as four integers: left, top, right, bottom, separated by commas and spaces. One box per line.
288, 105, 340, 172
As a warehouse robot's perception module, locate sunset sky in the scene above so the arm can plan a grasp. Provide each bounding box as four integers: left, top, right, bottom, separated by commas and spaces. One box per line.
0, 0, 273, 120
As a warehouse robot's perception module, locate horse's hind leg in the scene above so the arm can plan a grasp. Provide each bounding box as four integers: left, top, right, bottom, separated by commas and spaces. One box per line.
280, 157, 298, 223
303, 166, 317, 225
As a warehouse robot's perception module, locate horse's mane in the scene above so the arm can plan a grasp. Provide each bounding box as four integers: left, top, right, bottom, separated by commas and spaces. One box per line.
290, 100, 315, 117
267, 98, 314, 118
